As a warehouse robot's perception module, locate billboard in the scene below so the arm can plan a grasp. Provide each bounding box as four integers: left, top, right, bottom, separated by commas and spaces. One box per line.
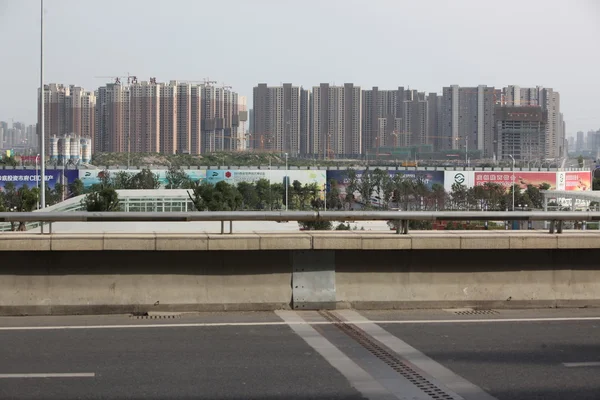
327, 170, 444, 206
444, 171, 474, 192
78, 169, 207, 189
206, 169, 327, 187
0, 169, 78, 191
557, 171, 591, 191
474, 171, 557, 190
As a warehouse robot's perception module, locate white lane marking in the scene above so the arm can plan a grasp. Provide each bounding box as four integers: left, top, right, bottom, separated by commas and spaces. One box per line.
0, 316, 598, 331
337, 310, 498, 400
563, 362, 600, 368
0, 373, 95, 378
275, 310, 398, 400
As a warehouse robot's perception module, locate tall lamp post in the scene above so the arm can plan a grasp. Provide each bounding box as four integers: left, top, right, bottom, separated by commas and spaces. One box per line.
509, 154, 515, 212
35, 154, 40, 209
285, 152, 289, 211
39, 0, 45, 210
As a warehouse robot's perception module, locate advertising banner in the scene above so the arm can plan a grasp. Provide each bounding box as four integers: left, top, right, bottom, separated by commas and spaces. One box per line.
327, 169, 444, 205
474, 171, 557, 190
0, 169, 78, 190
557, 171, 591, 191
443, 171, 474, 192
79, 169, 207, 189
206, 169, 327, 187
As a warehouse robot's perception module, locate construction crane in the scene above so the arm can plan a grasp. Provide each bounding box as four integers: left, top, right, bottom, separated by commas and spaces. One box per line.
245, 133, 273, 152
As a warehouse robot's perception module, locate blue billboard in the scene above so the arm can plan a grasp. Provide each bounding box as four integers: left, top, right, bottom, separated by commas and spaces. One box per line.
78, 169, 207, 189
0, 169, 78, 191
326, 169, 444, 208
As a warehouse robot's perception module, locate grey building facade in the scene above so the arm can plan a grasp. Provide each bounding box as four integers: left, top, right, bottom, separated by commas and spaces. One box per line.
495, 105, 547, 162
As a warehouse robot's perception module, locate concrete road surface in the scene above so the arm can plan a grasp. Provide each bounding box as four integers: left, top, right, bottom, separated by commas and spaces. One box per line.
0, 309, 599, 399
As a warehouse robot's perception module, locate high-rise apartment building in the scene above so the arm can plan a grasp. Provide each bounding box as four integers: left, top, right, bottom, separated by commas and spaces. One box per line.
576, 131, 585, 152
362, 87, 441, 154
311, 83, 361, 158
68, 86, 96, 145
201, 84, 217, 153
159, 83, 177, 154
426, 93, 441, 151
233, 95, 247, 151
39, 83, 96, 155
190, 85, 202, 155
129, 81, 160, 153
174, 81, 191, 154
440, 85, 497, 158
502, 86, 563, 158
251, 83, 308, 155
95, 83, 129, 153
362, 87, 402, 153
403, 90, 428, 147
495, 106, 547, 161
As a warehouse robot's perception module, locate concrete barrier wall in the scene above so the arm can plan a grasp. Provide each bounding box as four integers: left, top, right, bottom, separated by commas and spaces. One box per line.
335, 249, 600, 309
2, 233, 600, 315
0, 251, 292, 315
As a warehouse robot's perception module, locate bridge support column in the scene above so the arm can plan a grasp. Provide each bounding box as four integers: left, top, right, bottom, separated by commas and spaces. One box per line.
292, 250, 335, 310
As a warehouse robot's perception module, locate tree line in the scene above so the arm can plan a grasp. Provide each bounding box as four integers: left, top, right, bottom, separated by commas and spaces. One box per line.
76, 166, 555, 213
0, 165, 562, 231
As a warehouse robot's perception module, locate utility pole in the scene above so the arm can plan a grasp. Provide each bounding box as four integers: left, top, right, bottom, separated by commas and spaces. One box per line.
39, 0, 45, 210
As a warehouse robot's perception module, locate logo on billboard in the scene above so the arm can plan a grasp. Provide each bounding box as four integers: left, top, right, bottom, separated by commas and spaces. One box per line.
211, 171, 219, 177
454, 173, 465, 184
225, 171, 232, 178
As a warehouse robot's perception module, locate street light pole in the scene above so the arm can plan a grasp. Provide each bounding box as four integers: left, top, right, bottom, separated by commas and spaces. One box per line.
35, 154, 40, 209
509, 154, 515, 212
285, 152, 288, 211
39, 0, 45, 210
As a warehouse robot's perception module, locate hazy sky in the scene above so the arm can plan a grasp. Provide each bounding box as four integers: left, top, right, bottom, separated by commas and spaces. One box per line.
1, 0, 598, 133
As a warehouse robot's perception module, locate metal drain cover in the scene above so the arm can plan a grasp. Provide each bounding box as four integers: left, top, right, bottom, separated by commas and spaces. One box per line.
129, 312, 182, 320
444, 308, 499, 315
319, 310, 459, 400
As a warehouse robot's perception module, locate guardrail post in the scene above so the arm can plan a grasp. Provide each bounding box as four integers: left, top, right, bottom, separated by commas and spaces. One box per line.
49, 222, 52, 235
402, 220, 409, 234
549, 220, 555, 234
395, 220, 401, 234
220, 221, 224, 234
40, 222, 44, 234
229, 220, 233, 234
557, 220, 563, 234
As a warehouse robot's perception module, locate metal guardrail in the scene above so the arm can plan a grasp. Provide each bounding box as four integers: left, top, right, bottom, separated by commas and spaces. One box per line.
0, 211, 599, 234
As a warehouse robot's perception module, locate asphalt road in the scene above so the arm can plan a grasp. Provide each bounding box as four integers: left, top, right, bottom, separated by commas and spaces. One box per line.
0, 309, 599, 400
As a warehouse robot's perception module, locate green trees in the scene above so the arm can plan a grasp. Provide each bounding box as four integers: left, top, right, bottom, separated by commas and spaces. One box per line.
0, 183, 40, 230
165, 166, 192, 189
187, 181, 242, 211
69, 179, 84, 197
82, 187, 120, 212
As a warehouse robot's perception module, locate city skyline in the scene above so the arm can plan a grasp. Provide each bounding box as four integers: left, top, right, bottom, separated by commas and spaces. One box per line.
0, 0, 598, 134
9, 79, 569, 161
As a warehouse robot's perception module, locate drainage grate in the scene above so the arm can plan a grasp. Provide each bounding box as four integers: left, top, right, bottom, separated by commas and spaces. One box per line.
129, 313, 182, 320
453, 310, 499, 316
319, 310, 457, 400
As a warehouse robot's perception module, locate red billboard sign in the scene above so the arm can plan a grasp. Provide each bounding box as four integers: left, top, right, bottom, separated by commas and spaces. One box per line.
474, 172, 557, 190
560, 172, 591, 191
